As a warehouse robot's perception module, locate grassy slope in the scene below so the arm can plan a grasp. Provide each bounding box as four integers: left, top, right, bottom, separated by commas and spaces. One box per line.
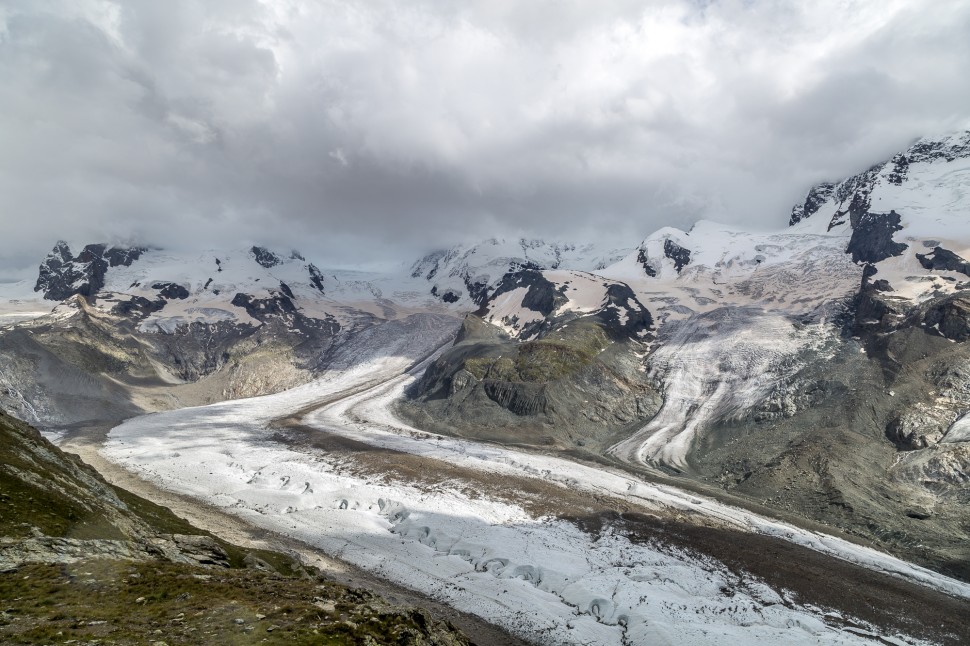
0, 410, 469, 645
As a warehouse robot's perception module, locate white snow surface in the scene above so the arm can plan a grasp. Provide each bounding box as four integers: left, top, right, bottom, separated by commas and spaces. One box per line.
602, 220, 861, 327
411, 238, 631, 305
97, 335, 967, 645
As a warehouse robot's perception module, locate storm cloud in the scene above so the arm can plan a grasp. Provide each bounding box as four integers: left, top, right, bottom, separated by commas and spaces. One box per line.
1, 0, 969, 275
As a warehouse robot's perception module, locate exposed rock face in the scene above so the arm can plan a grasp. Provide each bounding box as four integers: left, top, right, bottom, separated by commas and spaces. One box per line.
34, 241, 146, 301
789, 182, 836, 226
152, 282, 190, 300
231, 291, 297, 318
110, 295, 165, 317
886, 405, 955, 450
486, 269, 566, 318
636, 247, 658, 277
663, 239, 692, 272
924, 295, 970, 342
307, 263, 326, 293
431, 285, 461, 303
104, 246, 146, 268
250, 245, 282, 268
599, 283, 653, 340
854, 280, 970, 346
917, 246, 970, 278
846, 210, 907, 264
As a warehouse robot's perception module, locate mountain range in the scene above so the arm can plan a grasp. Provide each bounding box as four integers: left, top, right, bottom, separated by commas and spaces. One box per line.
2, 130, 970, 643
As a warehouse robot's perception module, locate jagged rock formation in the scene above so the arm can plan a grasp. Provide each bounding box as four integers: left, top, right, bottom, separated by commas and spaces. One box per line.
663, 239, 692, 272
250, 245, 282, 268
35, 241, 146, 301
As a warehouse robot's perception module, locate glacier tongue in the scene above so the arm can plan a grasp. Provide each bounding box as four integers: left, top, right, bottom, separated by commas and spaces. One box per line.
609, 308, 838, 469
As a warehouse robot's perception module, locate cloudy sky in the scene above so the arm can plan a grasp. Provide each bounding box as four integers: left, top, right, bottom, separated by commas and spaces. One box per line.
1, 0, 969, 276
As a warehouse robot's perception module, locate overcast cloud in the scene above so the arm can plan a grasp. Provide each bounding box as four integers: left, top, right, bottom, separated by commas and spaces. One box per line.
1, 0, 969, 277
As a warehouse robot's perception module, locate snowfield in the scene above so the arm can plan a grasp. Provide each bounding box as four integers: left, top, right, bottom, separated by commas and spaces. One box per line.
95, 328, 968, 645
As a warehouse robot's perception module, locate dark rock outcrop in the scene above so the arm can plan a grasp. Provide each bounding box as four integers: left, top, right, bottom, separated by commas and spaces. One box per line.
431, 285, 461, 303
250, 246, 281, 268
846, 210, 907, 264
307, 264, 326, 293
923, 295, 970, 342
111, 296, 165, 317
485, 270, 567, 320
636, 248, 657, 277
231, 292, 297, 319
104, 246, 145, 268
482, 380, 547, 416
596, 283, 654, 340
916, 246, 970, 278
790, 182, 836, 226
152, 282, 190, 300
35, 242, 146, 301
663, 239, 691, 272
887, 154, 909, 185
229, 290, 339, 337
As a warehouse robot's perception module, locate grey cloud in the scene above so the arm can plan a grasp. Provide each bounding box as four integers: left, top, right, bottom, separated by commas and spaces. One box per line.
1, 0, 969, 278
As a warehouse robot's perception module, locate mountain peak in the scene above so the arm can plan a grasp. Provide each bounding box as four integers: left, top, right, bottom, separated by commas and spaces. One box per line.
790, 129, 970, 229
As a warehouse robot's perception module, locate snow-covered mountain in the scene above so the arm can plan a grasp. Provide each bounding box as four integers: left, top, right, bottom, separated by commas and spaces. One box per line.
3, 237, 632, 331
25, 242, 438, 332
410, 238, 630, 306
407, 131, 970, 580
3, 130, 970, 584
0, 236, 632, 430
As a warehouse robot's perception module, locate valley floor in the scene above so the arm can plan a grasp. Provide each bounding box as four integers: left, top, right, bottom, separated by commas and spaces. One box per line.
45, 340, 970, 646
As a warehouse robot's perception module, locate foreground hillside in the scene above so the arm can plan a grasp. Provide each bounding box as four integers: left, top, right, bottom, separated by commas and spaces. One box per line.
0, 409, 470, 645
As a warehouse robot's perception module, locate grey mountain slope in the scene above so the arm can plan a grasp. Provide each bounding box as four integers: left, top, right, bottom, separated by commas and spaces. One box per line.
403, 131, 970, 581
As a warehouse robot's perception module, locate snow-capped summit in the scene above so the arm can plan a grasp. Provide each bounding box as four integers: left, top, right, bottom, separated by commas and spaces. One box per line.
788, 130, 970, 304
26, 241, 346, 333
35, 241, 148, 301
410, 238, 630, 306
